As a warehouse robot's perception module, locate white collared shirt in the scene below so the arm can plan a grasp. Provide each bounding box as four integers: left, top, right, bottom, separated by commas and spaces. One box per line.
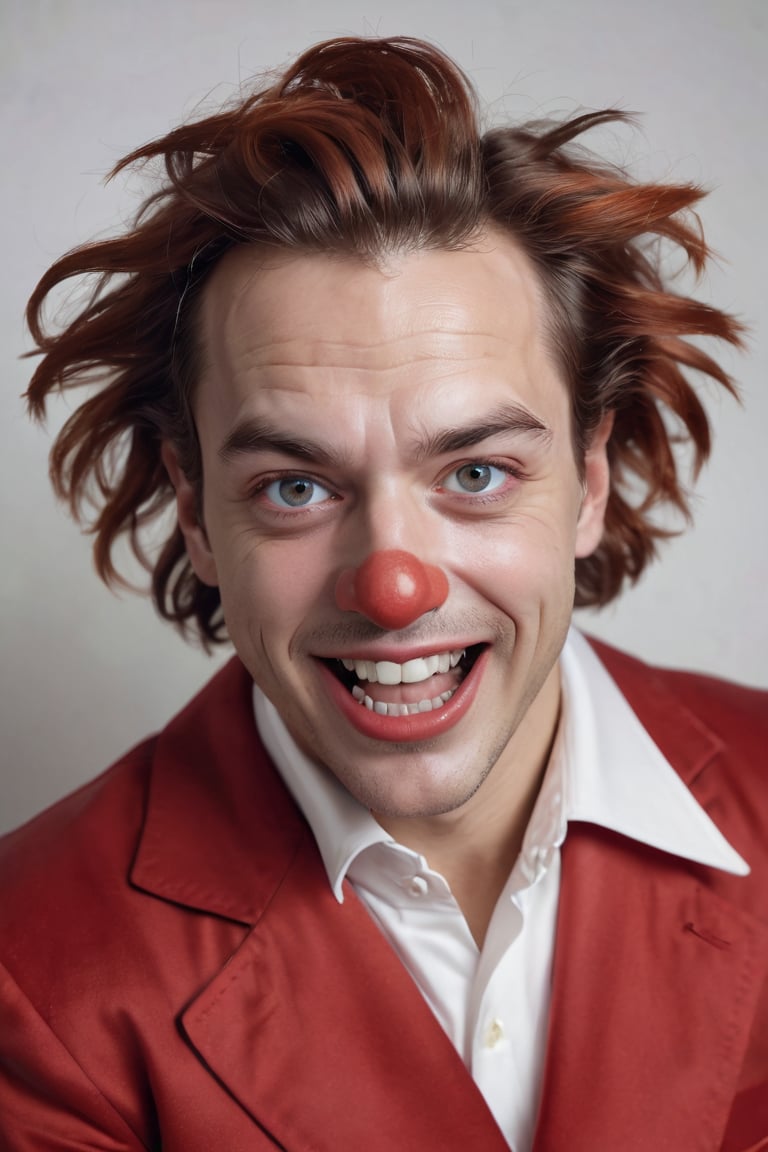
253, 629, 748, 1152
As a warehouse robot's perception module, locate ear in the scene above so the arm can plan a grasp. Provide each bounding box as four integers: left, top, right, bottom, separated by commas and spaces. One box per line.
161, 441, 219, 587
574, 411, 614, 559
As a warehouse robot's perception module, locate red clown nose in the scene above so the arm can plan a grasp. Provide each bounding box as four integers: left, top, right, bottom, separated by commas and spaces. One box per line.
335, 549, 449, 630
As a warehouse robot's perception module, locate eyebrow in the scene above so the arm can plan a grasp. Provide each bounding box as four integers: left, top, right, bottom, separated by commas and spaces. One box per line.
218, 420, 343, 467
412, 403, 553, 460
217, 402, 552, 467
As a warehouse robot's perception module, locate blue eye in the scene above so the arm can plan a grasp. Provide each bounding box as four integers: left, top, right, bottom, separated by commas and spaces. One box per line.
263, 476, 332, 508
443, 463, 508, 494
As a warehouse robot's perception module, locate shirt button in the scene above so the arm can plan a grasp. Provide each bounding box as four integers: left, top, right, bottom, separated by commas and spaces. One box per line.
484, 1018, 505, 1049
408, 876, 429, 897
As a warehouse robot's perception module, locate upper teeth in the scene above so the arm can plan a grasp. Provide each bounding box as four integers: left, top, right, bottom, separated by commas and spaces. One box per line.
340, 649, 464, 686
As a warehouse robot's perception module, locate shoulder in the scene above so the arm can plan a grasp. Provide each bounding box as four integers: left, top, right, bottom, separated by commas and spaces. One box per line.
0, 738, 155, 929
1, 656, 249, 837
0, 657, 266, 1096
0, 656, 270, 1148
0, 734, 164, 1094
0, 655, 256, 976
588, 636, 768, 746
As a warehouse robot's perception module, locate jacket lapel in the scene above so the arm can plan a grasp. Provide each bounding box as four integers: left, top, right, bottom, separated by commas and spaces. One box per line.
132, 657, 509, 1150
180, 824, 510, 1151
533, 644, 768, 1151
533, 825, 768, 1151
131, 657, 305, 925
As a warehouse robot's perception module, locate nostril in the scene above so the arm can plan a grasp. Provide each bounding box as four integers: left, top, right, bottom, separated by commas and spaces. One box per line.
335, 549, 448, 630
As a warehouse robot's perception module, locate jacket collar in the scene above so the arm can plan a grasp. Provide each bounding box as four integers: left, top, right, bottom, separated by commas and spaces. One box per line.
130, 643, 745, 925
131, 656, 305, 925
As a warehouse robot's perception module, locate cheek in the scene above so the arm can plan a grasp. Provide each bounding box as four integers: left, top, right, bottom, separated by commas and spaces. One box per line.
216, 533, 333, 640
449, 507, 579, 604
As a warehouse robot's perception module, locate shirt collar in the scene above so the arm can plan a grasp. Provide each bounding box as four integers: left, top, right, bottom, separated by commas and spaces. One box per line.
560, 630, 749, 875
253, 628, 748, 903
253, 689, 390, 901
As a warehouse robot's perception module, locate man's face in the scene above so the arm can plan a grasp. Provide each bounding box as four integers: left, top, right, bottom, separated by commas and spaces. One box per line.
167, 232, 610, 822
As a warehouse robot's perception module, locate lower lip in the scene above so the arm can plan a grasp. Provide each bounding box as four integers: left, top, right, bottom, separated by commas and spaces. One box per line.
318, 649, 488, 743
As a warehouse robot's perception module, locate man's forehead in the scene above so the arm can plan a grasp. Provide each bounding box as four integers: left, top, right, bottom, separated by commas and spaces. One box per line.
186, 235, 572, 457
198, 232, 548, 366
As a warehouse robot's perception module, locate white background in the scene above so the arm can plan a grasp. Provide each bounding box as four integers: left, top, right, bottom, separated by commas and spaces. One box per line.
2, 0, 766, 836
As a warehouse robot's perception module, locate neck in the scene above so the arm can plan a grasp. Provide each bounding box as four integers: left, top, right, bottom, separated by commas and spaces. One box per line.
374, 662, 561, 948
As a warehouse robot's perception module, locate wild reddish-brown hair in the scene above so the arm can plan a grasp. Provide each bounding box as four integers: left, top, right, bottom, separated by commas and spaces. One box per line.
26, 36, 742, 645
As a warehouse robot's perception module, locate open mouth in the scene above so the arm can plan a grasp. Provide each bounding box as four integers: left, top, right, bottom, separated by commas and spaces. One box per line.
324, 644, 484, 718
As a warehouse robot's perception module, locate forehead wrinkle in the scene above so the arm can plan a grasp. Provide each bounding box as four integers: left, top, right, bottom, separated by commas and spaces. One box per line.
202, 241, 546, 386
222, 329, 511, 377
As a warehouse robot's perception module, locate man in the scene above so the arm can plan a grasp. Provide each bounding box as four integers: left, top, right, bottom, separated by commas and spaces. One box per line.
2, 35, 766, 1152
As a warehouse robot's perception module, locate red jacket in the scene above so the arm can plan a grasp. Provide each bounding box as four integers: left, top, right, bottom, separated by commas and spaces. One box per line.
1, 642, 767, 1151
